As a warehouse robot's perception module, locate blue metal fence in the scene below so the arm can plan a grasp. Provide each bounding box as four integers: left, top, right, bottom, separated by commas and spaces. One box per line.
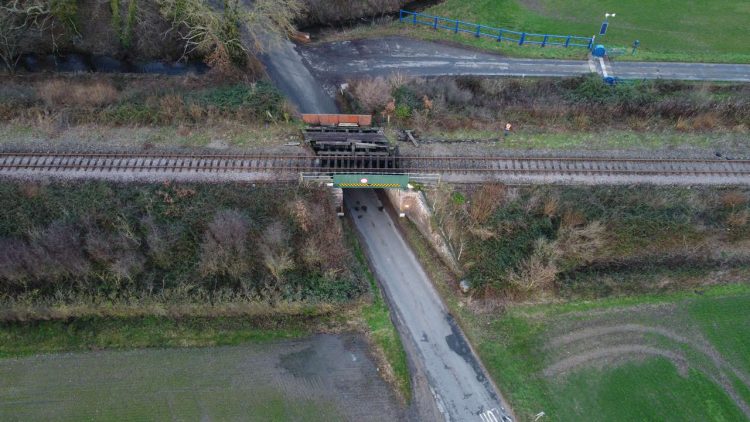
399, 10, 594, 49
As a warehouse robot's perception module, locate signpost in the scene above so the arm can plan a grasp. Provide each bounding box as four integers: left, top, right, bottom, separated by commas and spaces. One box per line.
600, 13, 615, 36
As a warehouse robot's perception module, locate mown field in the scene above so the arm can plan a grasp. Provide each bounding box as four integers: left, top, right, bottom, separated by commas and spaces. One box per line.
327, 0, 750, 63
466, 284, 750, 421
424, 0, 750, 63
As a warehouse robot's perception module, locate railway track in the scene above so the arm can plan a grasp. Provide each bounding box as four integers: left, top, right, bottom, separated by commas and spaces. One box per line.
1, 152, 749, 185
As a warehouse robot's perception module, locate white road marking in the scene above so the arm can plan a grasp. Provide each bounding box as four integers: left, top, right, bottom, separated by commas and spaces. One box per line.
480, 408, 501, 422
588, 57, 597, 73
598, 57, 609, 78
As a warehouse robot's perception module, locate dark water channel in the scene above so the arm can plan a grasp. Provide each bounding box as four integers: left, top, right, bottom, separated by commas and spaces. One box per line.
299, 0, 443, 34
19, 53, 209, 75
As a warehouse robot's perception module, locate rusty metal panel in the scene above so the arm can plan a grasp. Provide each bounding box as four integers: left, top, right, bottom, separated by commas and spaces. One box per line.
302, 114, 372, 127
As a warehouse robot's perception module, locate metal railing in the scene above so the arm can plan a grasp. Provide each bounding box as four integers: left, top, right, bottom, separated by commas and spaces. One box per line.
399, 10, 594, 49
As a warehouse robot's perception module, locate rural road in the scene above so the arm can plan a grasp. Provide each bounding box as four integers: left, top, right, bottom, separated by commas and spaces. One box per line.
258, 35, 338, 114
298, 36, 750, 83
346, 189, 512, 422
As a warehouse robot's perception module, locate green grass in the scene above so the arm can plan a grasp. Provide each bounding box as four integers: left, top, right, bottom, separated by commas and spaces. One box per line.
0, 316, 317, 358
424, 0, 750, 63
466, 285, 750, 421
0, 342, 347, 421
689, 294, 750, 375
0, 121, 300, 148
348, 224, 412, 400
331, 0, 750, 63
552, 359, 745, 421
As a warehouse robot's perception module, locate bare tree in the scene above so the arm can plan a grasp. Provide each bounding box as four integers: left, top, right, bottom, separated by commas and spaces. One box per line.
157, 0, 304, 66
238, 0, 305, 52
199, 209, 250, 279
0, 0, 54, 72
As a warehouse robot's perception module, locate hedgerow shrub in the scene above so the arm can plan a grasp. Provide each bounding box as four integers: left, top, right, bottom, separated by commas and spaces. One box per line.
432, 185, 750, 299
0, 182, 365, 321
348, 74, 750, 131
0, 76, 288, 126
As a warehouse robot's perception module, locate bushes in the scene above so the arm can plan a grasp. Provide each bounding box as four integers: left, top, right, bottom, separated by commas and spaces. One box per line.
1, 76, 288, 126
199, 209, 250, 279
0, 182, 363, 321
38, 79, 120, 108
351, 77, 391, 113
431, 185, 750, 299
190, 81, 285, 118
346, 74, 750, 132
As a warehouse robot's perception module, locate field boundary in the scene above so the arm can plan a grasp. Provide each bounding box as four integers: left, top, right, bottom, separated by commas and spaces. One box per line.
399, 10, 594, 49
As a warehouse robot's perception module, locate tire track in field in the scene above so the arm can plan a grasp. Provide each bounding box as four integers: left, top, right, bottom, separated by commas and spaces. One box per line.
544, 323, 750, 418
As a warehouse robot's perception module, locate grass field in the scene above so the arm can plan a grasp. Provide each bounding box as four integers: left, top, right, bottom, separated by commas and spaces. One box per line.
423, 0, 750, 63
469, 284, 750, 421
326, 0, 750, 63
0, 334, 404, 421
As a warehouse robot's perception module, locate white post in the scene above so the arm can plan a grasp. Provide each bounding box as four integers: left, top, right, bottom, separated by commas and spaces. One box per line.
399, 189, 406, 218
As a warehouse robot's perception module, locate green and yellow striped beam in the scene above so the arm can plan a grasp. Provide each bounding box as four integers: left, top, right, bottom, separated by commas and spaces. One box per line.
333, 174, 409, 189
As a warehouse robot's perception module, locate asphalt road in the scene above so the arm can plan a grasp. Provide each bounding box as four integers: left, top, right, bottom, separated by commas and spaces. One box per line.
610, 60, 750, 82
257, 35, 338, 114
346, 189, 512, 422
299, 36, 750, 82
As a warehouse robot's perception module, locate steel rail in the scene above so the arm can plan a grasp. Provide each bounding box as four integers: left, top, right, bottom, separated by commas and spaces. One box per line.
1, 153, 749, 178
1, 151, 749, 164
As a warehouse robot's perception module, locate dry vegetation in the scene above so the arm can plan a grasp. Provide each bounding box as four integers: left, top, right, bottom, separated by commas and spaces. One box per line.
0, 74, 291, 134
428, 185, 750, 301
0, 182, 363, 322
2, 0, 307, 73
346, 74, 750, 134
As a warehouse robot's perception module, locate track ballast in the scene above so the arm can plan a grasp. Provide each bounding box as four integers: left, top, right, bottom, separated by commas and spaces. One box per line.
1, 152, 749, 185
